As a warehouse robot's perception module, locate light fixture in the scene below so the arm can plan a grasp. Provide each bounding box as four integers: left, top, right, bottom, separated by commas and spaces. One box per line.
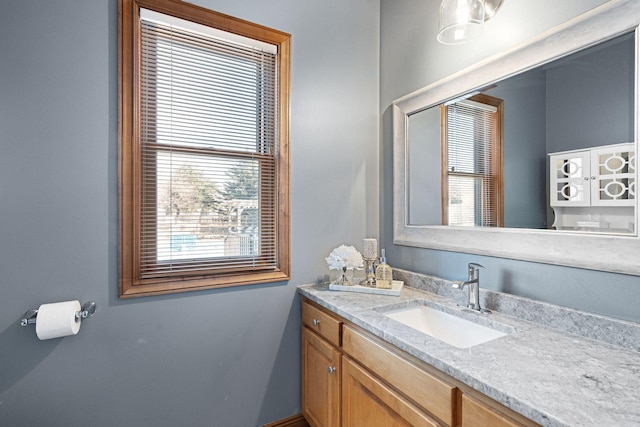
483, 0, 504, 20
437, 0, 504, 45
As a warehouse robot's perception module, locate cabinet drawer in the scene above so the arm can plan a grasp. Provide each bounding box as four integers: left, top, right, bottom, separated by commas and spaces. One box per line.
342, 356, 440, 427
302, 300, 342, 347
461, 394, 528, 427
342, 325, 456, 426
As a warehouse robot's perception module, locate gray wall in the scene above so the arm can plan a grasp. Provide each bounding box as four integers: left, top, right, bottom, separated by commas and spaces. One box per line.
408, 107, 442, 225
0, 0, 379, 426
483, 34, 634, 229
546, 34, 635, 153
2, 0, 639, 425
381, 0, 640, 323
484, 70, 548, 229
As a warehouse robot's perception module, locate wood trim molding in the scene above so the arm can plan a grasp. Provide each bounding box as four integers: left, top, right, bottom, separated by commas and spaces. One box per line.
261, 413, 310, 427
118, 0, 291, 297
440, 94, 504, 227
440, 105, 449, 225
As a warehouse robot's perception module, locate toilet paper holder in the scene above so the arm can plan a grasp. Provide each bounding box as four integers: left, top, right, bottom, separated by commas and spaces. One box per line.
20, 301, 97, 326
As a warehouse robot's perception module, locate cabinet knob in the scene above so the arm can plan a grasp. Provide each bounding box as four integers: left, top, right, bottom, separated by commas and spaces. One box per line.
312, 319, 320, 326
591, 176, 596, 180
584, 177, 589, 181
328, 366, 336, 374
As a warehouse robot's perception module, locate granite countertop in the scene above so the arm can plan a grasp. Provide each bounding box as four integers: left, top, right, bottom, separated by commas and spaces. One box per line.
298, 276, 640, 427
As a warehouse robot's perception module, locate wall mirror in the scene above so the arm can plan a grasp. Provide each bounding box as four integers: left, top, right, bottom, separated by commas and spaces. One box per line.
393, 0, 640, 275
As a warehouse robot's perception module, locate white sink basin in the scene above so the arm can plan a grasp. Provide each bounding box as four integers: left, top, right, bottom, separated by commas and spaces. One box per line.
383, 304, 509, 349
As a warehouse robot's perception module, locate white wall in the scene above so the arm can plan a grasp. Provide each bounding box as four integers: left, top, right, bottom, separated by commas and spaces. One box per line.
0, 0, 379, 425
380, 0, 640, 323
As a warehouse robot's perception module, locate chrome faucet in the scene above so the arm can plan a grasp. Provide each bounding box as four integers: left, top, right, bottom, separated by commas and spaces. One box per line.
452, 263, 484, 311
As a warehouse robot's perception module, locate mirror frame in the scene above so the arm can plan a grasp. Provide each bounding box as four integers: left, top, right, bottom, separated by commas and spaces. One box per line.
393, 0, 640, 275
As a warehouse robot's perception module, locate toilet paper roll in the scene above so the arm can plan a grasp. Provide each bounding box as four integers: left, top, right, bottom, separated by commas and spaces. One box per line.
35, 300, 82, 340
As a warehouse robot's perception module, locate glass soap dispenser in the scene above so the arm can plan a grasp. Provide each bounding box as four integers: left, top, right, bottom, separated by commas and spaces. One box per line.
375, 249, 393, 289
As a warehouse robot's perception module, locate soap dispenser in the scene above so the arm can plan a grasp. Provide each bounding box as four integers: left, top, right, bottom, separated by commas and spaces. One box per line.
375, 249, 393, 289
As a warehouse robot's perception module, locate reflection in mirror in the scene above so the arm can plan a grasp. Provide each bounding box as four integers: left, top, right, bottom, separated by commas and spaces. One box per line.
408, 107, 441, 225
550, 143, 635, 233
442, 94, 503, 227
407, 32, 636, 234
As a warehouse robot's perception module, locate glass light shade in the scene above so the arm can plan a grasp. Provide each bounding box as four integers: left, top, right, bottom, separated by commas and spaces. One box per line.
437, 0, 485, 45
484, 0, 504, 20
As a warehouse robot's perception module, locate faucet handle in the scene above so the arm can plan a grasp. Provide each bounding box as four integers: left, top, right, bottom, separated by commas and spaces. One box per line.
468, 262, 484, 271
467, 263, 484, 280
451, 281, 465, 289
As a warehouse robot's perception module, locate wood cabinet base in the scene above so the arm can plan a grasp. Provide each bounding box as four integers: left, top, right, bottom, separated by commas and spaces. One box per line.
302, 326, 341, 426
262, 413, 310, 427
301, 298, 539, 427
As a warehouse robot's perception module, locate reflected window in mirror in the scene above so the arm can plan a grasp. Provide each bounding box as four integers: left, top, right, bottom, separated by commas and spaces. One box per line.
442, 94, 504, 227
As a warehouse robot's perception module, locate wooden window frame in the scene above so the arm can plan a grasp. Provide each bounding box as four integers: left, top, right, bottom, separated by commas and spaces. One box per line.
118, 0, 291, 298
441, 94, 504, 227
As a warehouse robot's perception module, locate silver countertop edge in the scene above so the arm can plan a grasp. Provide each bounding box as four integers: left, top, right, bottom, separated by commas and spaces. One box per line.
298, 283, 640, 427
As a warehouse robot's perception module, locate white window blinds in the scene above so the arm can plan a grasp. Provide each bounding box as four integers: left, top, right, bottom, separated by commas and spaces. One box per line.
446, 99, 498, 227
138, 9, 278, 278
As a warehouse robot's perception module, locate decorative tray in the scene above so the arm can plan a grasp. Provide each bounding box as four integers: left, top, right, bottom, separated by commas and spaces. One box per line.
329, 280, 404, 296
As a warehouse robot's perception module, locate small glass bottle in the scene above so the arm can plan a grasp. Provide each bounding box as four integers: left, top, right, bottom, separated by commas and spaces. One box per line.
375, 249, 393, 289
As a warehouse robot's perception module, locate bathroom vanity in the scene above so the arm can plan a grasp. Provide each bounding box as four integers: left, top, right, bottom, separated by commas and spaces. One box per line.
301, 298, 532, 427
298, 275, 640, 427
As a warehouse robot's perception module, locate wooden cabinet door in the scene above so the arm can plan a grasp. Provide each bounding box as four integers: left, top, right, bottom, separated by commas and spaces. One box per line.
302, 326, 341, 427
461, 394, 526, 427
341, 356, 440, 427
342, 325, 455, 426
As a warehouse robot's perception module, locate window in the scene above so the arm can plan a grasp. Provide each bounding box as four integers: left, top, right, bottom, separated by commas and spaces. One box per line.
119, 0, 291, 297
441, 94, 503, 227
